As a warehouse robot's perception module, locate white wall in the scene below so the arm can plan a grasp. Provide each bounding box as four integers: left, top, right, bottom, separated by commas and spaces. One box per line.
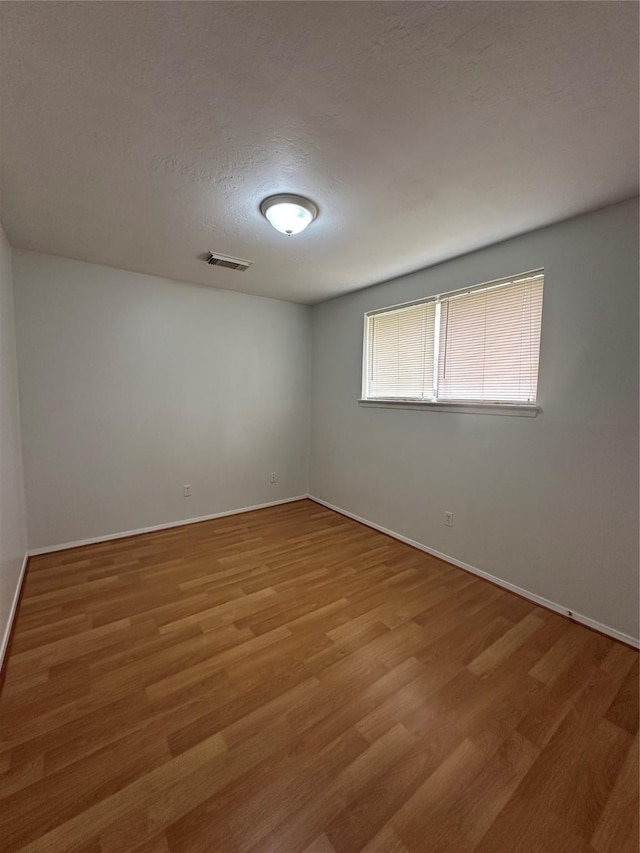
13, 252, 310, 550
0, 223, 27, 668
310, 199, 639, 642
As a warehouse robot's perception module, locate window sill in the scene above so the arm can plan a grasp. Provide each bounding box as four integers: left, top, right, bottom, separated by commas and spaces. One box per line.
358, 399, 541, 417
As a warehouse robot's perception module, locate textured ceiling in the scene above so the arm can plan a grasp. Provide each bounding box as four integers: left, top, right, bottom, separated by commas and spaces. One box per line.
0, 2, 638, 304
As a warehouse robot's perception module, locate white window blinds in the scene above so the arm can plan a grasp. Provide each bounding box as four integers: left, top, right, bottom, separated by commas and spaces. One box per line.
437, 276, 543, 403
366, 301, 435, 400
363, 272, 544, 405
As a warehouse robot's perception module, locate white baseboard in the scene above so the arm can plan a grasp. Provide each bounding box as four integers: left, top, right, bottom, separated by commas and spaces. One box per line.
28, 495, 308, 557
308, 495, 639, 650
0, 552, 29, 673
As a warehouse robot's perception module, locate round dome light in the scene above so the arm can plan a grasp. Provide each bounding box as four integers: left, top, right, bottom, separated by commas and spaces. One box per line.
260, 194, 318, 236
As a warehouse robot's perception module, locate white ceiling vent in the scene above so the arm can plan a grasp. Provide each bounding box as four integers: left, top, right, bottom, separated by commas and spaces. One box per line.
205, 252, 252, 272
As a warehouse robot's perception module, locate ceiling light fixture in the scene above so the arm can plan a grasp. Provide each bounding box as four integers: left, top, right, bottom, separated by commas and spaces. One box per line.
260, 194, 318, 236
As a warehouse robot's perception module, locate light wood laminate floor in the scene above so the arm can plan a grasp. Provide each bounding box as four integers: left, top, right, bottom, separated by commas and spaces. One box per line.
0, 499, 637, 853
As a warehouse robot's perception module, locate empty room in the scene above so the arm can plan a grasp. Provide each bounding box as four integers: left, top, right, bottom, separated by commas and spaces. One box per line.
0, 2, 638, 852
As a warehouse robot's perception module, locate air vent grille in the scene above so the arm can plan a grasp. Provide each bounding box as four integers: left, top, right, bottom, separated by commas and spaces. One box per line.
205, 252, 252, 272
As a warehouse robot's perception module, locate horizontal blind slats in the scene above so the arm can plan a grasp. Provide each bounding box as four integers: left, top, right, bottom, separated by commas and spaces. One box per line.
437, 278, 543, 403
367, 301, 435, 399
364, 275, 543, 405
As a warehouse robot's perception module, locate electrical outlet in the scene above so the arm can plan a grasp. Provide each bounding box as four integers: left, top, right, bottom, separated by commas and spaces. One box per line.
270, 472, 277, 484
184, 485, 192, 497
444, 511, 453, 527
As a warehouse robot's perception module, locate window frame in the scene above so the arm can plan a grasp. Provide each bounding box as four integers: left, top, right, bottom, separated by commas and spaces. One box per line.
360, 269, 543, 417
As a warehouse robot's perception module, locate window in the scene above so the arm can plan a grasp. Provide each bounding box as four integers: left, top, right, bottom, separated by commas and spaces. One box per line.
362, 270, 543, 409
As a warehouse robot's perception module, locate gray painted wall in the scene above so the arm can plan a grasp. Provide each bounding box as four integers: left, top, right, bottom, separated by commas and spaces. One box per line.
0, 223, 27, 666
13, 252, 310, 550
310, 199, 639, 641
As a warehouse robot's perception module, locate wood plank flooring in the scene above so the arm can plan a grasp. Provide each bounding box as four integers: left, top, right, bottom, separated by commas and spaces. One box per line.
0, 499, 637, 853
